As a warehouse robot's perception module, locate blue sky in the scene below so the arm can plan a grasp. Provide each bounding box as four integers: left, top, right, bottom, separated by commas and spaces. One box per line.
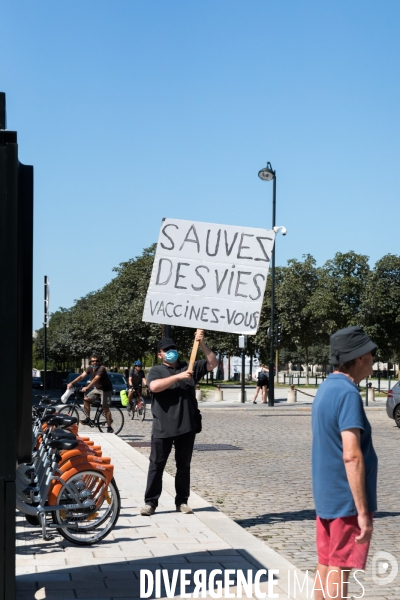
2, 1, 399, 329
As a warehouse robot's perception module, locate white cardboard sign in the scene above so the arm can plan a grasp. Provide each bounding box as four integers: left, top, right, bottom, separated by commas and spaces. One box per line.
142, 218, 275, 334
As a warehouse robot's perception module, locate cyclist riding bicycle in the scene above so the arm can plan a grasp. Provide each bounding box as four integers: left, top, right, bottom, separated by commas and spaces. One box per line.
67, 354, 114, 433
127, 361, 147, 412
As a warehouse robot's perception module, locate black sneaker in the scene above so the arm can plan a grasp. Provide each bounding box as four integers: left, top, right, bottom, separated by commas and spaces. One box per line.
107, 427, 114, 433
80, 418, 90, 425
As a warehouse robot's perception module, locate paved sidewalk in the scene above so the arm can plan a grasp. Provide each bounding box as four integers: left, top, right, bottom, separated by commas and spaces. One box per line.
16, 433, 315, 600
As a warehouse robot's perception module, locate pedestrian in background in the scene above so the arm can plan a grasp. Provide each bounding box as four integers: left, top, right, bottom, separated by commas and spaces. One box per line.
312, 326, 378, 600
253, 364, 269, 403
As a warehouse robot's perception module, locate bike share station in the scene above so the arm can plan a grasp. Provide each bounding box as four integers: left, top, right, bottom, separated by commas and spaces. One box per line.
0, 92, 34, 600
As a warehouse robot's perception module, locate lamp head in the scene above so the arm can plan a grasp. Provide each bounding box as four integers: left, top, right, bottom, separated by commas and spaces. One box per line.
258, 161, 275, 181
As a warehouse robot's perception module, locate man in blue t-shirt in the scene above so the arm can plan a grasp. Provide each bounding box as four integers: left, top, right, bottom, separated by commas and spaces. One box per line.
312, 326, 378, 600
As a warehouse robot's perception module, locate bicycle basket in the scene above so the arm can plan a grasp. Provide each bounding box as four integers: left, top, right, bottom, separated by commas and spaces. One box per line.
120, 389, 129, 407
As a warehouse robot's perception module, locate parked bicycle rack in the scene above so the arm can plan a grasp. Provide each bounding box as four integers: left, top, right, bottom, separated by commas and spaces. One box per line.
18, 396, 120, 545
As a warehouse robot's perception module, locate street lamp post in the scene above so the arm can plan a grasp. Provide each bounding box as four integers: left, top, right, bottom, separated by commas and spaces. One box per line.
258, 163, 276, 407
44, 275, 49, 395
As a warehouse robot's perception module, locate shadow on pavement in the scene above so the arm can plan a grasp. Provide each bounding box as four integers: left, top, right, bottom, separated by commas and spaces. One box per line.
17, 548, 272, 600
374, 511, 400, 518
257, 413, 311, 417
234, 509, 400, 529
236, 509, 317, 526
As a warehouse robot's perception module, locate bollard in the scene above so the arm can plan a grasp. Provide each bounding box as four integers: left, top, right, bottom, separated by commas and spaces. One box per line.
195, 385, 203, 402
367, 383, 375, 403
214, 385, 223, 402
238, 391, 247, 402
287, 385, 297, 404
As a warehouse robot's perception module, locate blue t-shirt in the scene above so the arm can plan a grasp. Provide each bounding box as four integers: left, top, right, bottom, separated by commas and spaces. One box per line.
312, 373, 378, 519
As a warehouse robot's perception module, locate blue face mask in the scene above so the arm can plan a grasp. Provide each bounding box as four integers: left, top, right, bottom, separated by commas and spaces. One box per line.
165, 349, 179, 363
91, 364, 99, 369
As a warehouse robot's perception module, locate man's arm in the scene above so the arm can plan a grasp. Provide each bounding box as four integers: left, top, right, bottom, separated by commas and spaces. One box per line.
342, 428, 373, 543
67, 372, 87, 389
196, 329, 218, 371
82, 375, 100, 393
149, 371, 192, 394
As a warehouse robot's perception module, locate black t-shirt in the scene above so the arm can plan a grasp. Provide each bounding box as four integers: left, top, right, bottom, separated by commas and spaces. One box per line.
85, 365, 112, 392
147, 359, 209, 438
129, 368, 146, 387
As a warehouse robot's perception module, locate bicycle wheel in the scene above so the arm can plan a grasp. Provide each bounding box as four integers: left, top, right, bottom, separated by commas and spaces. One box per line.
97, 406, 124, 435
52, 471, 120, 545
58, 404, 80, 421
137, 398, 146, 421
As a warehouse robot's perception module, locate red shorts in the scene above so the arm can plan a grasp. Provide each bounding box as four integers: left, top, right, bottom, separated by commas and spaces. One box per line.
316, 514, 373, 569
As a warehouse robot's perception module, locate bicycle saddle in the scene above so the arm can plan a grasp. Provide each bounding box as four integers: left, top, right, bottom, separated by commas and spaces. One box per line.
49, 439, 79, 451
43, 415, 78, 427
37, 396, 59, 405
51, 428, 76, 441
35, 406, 57, 416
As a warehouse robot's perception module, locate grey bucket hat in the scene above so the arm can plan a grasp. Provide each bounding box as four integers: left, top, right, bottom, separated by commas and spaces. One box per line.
330, 326, 377, 364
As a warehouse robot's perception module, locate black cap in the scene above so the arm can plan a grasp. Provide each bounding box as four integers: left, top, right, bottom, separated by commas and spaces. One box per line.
157, 337, 177, 351
330, 326, 377, 364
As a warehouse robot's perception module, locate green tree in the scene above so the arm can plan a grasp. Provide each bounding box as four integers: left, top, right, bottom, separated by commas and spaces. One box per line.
35, 245, 159, 367
32, 337, 44, 370
310, 251, 370, 335
359, 254, 400, 367
276, 255, 321, 383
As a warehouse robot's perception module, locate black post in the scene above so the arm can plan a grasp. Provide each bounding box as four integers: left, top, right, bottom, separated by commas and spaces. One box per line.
0, 91, 33, 600
268, 173, 276, 407
365, 377, 368, 407
0, 93, 5, 129
44, 276, 48, 394
241, 351, 246, 403
164, 324, 172, 338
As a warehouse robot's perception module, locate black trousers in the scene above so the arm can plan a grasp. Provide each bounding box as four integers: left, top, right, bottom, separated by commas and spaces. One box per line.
144, 430, 196, 508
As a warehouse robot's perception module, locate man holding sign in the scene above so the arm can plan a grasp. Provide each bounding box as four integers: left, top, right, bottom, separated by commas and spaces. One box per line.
141, 329, 217, 516
141, 218, 275, 515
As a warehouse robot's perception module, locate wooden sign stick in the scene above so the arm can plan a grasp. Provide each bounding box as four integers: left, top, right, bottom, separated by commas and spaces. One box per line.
188, 329, 202, 372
